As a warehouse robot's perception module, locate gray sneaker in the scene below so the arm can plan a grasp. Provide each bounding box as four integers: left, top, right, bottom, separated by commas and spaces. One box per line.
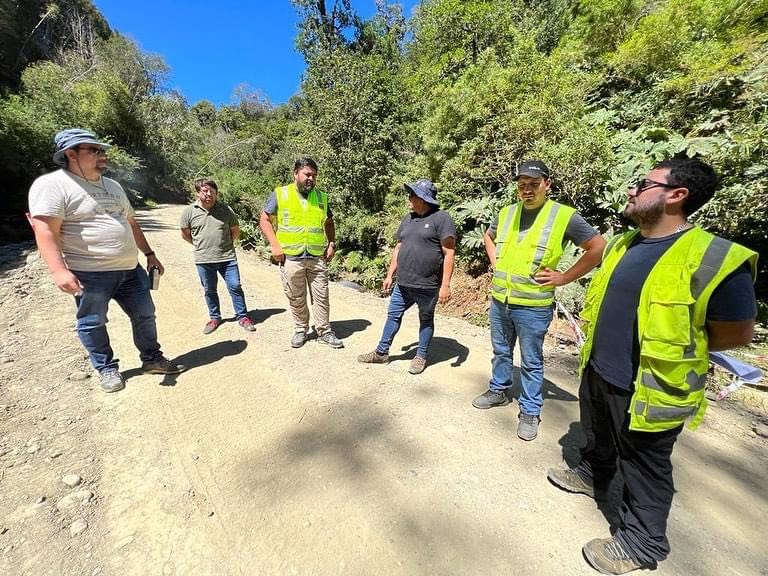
582, 536, 647, 574
358, 350, 389, 364
472, 389, 510, 409
517, 412, 540, 441
547, 466, 595, 498
408, 356, 427, 375
317, 330, 344, 349
141, 356, 185, 374
291, 331, 307, 348
99, 369, 125, 393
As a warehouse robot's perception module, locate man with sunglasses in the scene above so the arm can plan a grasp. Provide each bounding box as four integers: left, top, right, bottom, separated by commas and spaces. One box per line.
547, 156, 757, 574
28, 128, 184, 393
472, 160, 606, 441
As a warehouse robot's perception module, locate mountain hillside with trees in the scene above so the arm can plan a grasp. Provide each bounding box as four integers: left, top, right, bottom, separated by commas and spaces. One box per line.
1, 0, 766, 315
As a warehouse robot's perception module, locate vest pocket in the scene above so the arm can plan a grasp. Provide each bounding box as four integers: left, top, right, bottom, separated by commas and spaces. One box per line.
642, 283, 694, 346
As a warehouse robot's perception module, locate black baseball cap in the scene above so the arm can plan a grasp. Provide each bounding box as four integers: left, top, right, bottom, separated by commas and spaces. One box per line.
515, 160, 550, 180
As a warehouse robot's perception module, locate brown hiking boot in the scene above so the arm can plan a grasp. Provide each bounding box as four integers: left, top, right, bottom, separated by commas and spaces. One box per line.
358, 350, 389, 364
408, 356, 426, 374
582, 537, 648, 574
547, 467, 595, 498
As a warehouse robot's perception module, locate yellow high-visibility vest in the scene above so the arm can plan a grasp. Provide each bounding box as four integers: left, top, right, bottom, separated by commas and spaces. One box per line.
275, 183, 328, 257
579, 227, 757, 432
491, 199, 576, 306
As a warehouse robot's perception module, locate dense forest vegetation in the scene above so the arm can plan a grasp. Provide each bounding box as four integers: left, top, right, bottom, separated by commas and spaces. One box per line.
1, 0, 766, 313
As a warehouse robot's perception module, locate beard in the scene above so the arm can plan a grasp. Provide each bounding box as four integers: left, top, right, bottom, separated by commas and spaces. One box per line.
624, 194, 665, 227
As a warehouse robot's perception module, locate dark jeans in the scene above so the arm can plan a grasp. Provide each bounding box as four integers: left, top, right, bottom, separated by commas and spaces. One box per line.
195, 260, 248, 321
376, 284, 439, 359
577, 365, 683, 565
73, 266, 162, 373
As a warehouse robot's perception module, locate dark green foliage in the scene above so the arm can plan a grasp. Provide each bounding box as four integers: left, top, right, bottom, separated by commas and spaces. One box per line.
1, 0, 766, 307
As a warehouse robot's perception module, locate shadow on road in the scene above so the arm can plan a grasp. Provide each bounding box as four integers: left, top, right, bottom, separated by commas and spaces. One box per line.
123, 339, 249, 387
555, 421, 622, 532
389, 336, 470, 368
0, 242, 35, 278
329, 318, 372, 339
133, 209, 177, 231
216, 308, 286, 326
500, 367, 578, 404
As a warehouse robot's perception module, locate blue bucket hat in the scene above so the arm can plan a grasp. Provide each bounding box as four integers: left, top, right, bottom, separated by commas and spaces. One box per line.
404, 178, 439, 207
52, 128, 111, 166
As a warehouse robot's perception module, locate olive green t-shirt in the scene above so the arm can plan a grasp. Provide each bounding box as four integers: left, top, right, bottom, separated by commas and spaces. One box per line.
180, 202, 239, 263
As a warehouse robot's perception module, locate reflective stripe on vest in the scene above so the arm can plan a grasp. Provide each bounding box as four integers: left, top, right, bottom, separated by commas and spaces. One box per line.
275, 184, 328, 256
579, 227, 757, 433
491, 200, 576, 306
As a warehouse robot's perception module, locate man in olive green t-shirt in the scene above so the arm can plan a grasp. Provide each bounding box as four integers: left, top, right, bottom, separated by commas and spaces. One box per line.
180, 178, 256, 334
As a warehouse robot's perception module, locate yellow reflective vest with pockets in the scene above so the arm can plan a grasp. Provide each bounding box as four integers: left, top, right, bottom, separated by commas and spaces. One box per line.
579, 227, 757, 432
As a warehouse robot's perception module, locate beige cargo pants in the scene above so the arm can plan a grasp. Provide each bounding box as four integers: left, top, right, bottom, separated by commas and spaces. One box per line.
280, 257, 330, 335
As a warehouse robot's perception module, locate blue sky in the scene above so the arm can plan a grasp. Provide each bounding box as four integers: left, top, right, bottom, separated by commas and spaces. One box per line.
93, 1, 420, 107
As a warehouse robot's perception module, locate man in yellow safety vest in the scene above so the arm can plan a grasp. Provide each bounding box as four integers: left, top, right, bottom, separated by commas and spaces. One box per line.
547, 156, 757, 574
472, 160, 606, 441
259, 158, 343, 349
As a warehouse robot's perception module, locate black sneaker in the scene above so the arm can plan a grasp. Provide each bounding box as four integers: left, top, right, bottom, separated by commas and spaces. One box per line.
141, 356, 185, 374
472, 389, 510, 409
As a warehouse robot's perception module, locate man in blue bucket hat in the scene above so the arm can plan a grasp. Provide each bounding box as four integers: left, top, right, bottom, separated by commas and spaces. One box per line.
28, 128, 185, 393
358, 178, 456, 375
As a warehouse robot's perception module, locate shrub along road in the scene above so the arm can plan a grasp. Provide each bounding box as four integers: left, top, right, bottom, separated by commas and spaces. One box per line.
1, 205, 766, 576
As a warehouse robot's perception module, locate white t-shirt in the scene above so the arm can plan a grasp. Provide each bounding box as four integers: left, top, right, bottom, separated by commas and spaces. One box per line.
28, 169, 139, 272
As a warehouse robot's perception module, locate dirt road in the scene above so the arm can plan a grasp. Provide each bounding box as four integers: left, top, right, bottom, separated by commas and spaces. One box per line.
1, 205, 767, 576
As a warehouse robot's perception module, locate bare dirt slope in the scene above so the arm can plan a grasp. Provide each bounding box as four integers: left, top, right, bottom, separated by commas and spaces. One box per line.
1, 205, 766, 576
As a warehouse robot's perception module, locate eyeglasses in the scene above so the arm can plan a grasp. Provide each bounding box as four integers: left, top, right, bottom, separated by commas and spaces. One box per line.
629, 177, 677, 193
77, 146, 107, 157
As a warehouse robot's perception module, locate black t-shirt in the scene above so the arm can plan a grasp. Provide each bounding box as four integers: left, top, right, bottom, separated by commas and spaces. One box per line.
590, 230, 757, 390
395, 208, 457, 289
488, 204, 598, 247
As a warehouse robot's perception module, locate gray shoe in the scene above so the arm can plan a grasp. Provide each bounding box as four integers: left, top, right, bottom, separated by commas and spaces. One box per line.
99, 369, 125, 393
408, 356, 426, 375
517, 412, 540, 441
141, 356, 185, 374
472, 389, 510, 409
547, 466, 595, 498
317, 330, 344, 349
358, 350, 389, 364
582, 537, 648, 574
291, 331, 307, 348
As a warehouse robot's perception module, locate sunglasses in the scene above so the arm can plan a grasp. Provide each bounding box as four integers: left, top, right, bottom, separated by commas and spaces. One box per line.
629, 177, 677, 193
77, 146, 107, 156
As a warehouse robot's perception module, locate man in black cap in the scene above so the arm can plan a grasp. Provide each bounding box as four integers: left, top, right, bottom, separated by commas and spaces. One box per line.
472, 160, 605, 441
28, 128, 184, 393
358, 179, 456, 374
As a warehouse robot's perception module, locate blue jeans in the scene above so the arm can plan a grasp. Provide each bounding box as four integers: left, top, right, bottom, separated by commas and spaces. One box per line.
195, 260, 248, 321
489, 298, 553, 416
73, 266, 162, 373
376, 284, 439, 359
